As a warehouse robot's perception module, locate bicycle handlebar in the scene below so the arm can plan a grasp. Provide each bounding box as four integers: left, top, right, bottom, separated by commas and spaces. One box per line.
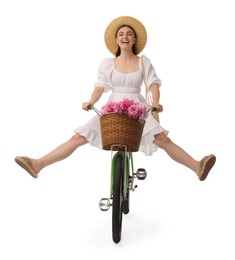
88, 105, 100, 116
87, 105, 159, 122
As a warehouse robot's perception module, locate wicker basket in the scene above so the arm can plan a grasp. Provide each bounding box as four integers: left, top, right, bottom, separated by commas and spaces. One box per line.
100, 113, 145, 152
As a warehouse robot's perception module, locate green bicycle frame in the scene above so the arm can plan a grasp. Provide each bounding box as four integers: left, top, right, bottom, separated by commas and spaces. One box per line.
110, 150, 134, 200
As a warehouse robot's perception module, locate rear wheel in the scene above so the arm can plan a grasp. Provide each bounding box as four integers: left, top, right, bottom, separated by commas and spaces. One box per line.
112, 153, 124, 243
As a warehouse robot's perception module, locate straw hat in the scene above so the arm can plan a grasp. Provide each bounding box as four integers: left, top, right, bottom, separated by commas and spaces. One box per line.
104, 16, 147, 55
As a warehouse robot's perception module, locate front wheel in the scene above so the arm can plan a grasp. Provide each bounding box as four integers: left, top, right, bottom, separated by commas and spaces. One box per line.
112, 153, 124, 243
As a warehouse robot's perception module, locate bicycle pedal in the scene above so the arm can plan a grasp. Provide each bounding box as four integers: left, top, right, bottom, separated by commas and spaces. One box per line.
99, 198, 111, 211
135, 168, 147, 180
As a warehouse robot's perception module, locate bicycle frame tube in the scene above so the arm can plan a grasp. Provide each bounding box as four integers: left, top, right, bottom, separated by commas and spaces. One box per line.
129, 152, 135, 191
110, 145, 131, 200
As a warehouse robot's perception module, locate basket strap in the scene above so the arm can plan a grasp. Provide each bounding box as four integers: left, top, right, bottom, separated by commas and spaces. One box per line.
141, 56, 153, 108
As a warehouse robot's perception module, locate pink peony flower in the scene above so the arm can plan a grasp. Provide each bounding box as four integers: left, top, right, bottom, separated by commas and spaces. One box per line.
100, 99, 147, 124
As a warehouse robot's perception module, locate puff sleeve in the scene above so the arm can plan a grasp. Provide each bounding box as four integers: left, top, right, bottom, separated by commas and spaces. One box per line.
142, 55, 161, 89
94, 58, 113, 93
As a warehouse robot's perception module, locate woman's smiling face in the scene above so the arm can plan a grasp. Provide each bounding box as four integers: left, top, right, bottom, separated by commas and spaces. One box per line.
116, 26, 137, 52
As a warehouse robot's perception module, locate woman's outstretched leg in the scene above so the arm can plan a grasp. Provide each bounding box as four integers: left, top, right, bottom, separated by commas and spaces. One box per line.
154, 132, 216, 181
15, 134, 88, 178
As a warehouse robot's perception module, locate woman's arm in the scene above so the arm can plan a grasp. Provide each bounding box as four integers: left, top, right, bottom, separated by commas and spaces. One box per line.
82, 87, 104, 111
150, 84, 163, 112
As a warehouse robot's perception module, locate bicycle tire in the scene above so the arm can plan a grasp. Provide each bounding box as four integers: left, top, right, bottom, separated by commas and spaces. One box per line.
112, 153, 124, 243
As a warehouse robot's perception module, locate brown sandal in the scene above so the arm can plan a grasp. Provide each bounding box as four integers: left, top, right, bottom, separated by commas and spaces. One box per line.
198, 154, 216, 181
15, 156, 38, 178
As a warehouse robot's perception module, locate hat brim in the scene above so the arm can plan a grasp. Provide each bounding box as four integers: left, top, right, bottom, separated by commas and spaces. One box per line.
104, 16, 147, 55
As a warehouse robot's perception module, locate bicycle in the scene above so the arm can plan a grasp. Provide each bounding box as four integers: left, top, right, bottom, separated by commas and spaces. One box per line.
90, 106, 148, 243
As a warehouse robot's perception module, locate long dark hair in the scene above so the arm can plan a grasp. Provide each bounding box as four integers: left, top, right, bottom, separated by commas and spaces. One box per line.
115, 25, 137, 57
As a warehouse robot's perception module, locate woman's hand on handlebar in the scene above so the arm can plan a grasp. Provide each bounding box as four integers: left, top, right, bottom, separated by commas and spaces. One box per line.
153, 104, 163, 113
82, 102, 92, 111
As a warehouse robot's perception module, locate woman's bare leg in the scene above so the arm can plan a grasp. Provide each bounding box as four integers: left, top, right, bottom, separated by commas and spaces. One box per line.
30, 134, 88, 174
154, 132, 201, 175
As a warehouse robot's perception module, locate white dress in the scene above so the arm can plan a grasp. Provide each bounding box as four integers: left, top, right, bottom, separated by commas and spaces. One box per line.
75, 55, 168, 156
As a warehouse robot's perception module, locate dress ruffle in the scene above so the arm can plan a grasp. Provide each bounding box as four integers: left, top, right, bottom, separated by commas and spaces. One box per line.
74, 115, 103, 149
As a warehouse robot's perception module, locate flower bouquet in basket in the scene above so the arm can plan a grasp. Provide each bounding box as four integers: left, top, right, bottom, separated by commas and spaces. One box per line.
99, 98, 148, 152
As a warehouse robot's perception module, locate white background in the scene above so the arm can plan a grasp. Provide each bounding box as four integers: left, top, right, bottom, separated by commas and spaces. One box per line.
1, 0, 234, 259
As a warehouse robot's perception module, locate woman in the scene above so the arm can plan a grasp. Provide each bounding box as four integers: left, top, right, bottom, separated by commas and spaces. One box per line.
15, 16, 216, 180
